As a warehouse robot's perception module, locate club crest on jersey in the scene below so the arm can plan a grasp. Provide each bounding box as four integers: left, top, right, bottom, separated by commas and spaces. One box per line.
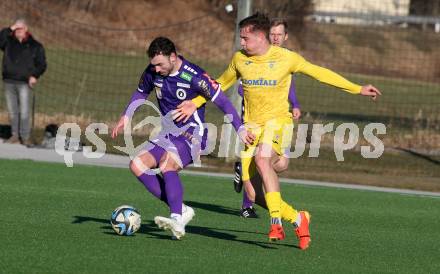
268, 61, 276, 69
244, 61, 252, 65
176, 88, 187, 100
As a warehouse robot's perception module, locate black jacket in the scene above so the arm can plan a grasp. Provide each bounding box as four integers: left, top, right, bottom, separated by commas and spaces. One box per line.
0, 27, 47, 82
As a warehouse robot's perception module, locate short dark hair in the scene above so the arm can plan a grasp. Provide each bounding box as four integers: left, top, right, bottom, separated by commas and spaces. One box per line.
147, 37, 177, 58
239, 12, 270, 38
270, 18, 288, 33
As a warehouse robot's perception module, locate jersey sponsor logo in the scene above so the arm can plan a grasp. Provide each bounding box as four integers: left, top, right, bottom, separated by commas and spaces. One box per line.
242, 78, 277, 86
202, 73, 219, 90
176, 82, 191, 88
183, 64, 198, 75
176, 88, 187, 100
180, 71, 193, 82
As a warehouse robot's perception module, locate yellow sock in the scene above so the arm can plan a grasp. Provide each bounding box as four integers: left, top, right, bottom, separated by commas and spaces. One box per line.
265, 192, 282, 219
280, 199, 299, 224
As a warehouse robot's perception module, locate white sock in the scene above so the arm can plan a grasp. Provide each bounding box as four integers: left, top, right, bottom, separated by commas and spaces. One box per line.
271, 217, 282, 225
294, 212, 302, 227
182, 204, 187, 214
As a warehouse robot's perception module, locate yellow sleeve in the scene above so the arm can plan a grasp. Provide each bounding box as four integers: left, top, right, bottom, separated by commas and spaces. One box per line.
191, 54, 239, 108
217, 55, 239, 91
191, 95, 207, 108
290, 52, 362, 94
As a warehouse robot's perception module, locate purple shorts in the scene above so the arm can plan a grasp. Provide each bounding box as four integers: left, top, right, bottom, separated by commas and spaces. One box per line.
146, 131, 207, 168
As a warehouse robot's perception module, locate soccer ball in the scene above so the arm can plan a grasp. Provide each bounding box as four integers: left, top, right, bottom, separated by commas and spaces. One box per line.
110, 205, 141, 236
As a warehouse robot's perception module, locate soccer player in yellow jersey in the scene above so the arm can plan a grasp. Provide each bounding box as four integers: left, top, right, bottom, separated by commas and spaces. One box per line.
174, 13, 381, 250
234, 18, 301, 219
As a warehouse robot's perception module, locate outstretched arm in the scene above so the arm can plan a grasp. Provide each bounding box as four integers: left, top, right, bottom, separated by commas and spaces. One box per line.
291, 52, 381, 100
359, 85, 381, 100
111, 69, 153, 138
111, 90, 149, 139
298, 61, 362, 94
300, 62, 381, 100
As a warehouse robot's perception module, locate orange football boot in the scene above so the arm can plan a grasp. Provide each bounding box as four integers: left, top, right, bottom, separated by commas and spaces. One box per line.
295, 211, 311, 250
268, 224, 285, 241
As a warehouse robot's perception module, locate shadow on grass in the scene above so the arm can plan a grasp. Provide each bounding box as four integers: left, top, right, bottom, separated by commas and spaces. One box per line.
72, 216, 299, 249
184, 224, 299, 249
72, 215, 171, 239
184, 200, 241, 217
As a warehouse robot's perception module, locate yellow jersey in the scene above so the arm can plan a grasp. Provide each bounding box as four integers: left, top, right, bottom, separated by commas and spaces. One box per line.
193, 45, 362, 126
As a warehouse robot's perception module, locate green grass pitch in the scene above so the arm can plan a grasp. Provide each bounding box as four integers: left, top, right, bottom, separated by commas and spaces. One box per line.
0, 159, 439, 273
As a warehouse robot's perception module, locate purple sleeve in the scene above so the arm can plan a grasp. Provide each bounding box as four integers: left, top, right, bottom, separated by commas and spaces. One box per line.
288, 77, 300, 109
122, 90, 148, 116
238, 83, 244, 97
193, 73, 242, 132
122, 69, 153, 116
211, 91, 242, 132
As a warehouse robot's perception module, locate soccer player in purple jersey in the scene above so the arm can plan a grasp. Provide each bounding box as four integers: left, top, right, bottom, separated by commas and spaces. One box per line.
111, 37, 253, 239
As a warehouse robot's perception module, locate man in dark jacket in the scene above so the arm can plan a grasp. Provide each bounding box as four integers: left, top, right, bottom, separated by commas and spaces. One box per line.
0, 19, 46, 145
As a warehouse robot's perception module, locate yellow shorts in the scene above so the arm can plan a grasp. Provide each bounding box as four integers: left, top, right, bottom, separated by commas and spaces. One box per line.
240, 117, 293, 181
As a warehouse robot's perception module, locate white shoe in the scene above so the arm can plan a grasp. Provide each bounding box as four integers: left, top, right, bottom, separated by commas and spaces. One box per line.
182, 204, 195, 226
154, 216, 185, 240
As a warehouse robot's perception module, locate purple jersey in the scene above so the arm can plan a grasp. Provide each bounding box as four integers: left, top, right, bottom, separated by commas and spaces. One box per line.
123, 56, 242, 141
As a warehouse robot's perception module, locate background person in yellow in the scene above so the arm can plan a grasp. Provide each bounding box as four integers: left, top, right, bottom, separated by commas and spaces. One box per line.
173, 12, 381, 250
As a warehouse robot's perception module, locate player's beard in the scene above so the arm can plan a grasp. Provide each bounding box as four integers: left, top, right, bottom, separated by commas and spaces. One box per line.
160, 63, 174, 76
159, 68, 171, 76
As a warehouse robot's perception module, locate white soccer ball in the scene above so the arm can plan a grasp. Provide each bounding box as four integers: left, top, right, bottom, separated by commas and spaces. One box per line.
110, 205, 141, 236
